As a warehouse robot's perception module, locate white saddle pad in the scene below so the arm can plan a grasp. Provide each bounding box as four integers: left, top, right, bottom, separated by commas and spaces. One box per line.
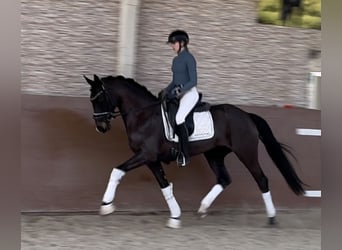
161, 105, 215, 142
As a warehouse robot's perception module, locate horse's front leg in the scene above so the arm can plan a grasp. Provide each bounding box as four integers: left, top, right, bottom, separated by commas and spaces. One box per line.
147, 162, 182, 229
99, 152, 147, 215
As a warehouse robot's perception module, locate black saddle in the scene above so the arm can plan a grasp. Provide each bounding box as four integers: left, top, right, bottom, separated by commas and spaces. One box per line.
163, 93, 211, 136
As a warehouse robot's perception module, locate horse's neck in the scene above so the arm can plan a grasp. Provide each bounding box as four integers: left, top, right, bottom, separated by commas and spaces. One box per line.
115, 87, 157, 135
121, 95, 153, 114
108, 83, 155, 115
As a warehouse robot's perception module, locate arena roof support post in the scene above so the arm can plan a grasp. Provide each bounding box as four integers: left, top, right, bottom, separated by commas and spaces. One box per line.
308, 71, 321, 110
117, 0, 141, 78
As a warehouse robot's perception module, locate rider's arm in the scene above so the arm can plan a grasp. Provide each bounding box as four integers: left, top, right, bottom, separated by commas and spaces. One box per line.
181, 54, 197, 92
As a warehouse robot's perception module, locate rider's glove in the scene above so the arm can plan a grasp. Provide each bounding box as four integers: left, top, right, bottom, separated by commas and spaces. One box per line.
173, 86, 182, 98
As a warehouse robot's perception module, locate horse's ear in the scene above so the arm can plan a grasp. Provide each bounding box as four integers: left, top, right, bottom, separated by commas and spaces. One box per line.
83, 75, 93, 85
93, 74, 101, 83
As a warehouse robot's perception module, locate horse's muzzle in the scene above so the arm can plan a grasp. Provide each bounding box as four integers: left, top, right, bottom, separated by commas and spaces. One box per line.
95, 121, 111, 133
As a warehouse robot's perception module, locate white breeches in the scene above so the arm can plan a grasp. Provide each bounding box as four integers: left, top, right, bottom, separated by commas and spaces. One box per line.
175, 87, 199, 125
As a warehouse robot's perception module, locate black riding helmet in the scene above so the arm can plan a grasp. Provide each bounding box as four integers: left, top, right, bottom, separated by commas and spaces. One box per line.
167, 30, 189, 45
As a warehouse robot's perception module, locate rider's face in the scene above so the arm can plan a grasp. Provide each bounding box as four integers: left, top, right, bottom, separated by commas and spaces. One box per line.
170, 41, 180, 53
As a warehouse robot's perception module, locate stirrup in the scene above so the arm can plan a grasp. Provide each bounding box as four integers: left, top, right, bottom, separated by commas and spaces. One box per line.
176, 152, 189, 167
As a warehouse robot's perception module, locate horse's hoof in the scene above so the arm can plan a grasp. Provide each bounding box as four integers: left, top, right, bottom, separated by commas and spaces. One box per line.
268, 216, 277, 225
197, 204, 208, 218
166, 218, 181, 229
99, 203, 115, 216
198, 212, 208, 219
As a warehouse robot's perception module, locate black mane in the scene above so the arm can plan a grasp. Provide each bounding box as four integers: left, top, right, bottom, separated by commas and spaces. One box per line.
102, 75, 157, 100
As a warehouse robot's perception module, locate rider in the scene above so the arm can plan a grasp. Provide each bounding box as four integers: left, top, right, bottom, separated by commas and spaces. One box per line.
161, 30, 200, 167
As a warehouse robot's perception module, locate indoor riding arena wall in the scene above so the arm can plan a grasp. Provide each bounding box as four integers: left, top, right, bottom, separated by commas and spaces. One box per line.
21, 0, 321, 107
22, 94, 320, 213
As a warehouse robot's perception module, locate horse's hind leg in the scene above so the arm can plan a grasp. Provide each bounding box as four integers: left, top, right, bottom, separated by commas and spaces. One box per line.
198, 147, 232, 217
234, 144, 277, 225
147, 161, 181, 229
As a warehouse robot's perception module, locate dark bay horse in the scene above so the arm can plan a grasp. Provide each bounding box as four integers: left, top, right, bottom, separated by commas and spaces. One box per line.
84, 74, 305, 228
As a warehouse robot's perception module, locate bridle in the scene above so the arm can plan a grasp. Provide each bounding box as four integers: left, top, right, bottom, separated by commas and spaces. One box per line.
91, 87, 120, 122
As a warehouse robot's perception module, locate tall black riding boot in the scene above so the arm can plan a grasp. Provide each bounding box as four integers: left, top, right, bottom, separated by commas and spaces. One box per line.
175, 123, 190, 167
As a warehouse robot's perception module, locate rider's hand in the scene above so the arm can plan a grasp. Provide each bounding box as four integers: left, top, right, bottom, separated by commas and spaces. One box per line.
173, 86, 182, 98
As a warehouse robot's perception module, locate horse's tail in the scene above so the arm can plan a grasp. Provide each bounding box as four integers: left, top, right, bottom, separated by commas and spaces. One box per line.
248, 113, 305, 195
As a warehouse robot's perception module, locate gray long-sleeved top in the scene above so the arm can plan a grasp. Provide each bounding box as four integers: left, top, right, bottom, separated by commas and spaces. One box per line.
165, 49, 197, 98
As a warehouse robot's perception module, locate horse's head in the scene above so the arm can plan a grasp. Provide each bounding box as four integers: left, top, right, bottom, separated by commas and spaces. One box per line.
84, 74, 116, 134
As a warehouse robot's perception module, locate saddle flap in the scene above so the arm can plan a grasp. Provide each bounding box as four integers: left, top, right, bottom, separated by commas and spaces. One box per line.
162, 93, 211, 136
161, 105, 215, 142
